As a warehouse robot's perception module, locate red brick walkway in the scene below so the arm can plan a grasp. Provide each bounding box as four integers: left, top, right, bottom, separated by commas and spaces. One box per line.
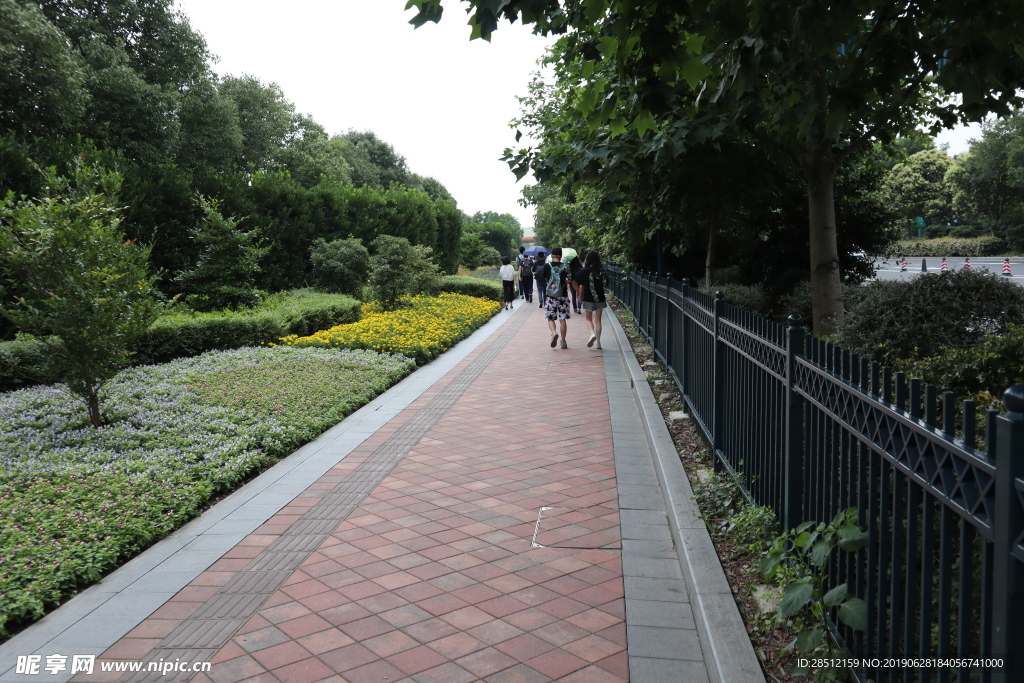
86, 303, 626, 683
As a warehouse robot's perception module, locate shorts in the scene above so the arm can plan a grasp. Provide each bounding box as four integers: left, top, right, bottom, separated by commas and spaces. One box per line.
581, 301, 608, 311
544, 296, 571, 320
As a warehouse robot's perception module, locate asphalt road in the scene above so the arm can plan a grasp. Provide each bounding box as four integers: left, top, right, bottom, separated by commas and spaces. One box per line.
871, 256, 1024, 285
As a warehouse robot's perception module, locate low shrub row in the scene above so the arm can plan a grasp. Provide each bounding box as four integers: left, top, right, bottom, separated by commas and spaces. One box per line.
438, 275, 503, 301
893, 236, 1006, 257
282, 293, 501, 364
0, 290, 361, 392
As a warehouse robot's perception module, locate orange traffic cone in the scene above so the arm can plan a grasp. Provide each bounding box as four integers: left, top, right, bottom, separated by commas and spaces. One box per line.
941, 257, 949, 272
964, 258, 972, 270
900, 258, 907, 271
1004, 258, 1013, 276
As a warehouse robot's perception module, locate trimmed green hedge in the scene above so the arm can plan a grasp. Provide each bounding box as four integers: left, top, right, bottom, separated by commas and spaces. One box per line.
0, 291, 361, 392
894, 236, 1006, 257
0, 336, 51, 392
438, 275, 503, 301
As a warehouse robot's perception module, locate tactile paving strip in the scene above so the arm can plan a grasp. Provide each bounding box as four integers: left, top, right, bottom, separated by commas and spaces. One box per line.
121, 311, 524, 681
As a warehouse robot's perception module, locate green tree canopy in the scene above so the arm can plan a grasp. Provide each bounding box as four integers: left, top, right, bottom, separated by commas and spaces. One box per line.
0, 0, 88, 136
947, 115, 1024, 232
38, 0, 210, 90
276, 116, 353, 188
884, 148, 955, 228
410, 0, 1024, 333
176, 77, 242, 173
338, 130, 411, 189
219, 74, 296, 170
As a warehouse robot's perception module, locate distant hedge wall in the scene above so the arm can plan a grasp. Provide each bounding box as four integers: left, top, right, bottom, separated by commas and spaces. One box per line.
438, 276, 503, 301
894, 236, 1006, 257
0, 291, 361, 392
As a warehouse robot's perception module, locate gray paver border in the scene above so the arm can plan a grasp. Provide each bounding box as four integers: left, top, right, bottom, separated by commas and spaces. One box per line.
606, 309, 766, 683
0, 308, 518, 682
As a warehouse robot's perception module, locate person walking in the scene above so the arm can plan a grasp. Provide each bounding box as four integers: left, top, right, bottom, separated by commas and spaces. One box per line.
533, 253, 548, 308
568, 250, 586, 314
499, 256, 517, 310
541, 248, 571, 348
577, 250, 608, 349
515, 247, 532, 300
518, 252, 535, 303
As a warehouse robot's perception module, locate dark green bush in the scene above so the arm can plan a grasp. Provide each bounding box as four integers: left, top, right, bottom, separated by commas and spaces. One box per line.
897, 325, 1024, 407
0, 291, 361, 391
310, 237, 369, 296
0, 335, 55, 391
836, 269, 1024, 364
701, 281, 867, 327
367, 235, 440, 310
174, 197, 269, 311
700, 283, 774, 319
438, 276, 503, 301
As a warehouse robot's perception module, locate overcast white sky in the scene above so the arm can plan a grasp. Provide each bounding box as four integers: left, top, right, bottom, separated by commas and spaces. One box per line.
173, 0, 551, 230
935, 121, 984, 155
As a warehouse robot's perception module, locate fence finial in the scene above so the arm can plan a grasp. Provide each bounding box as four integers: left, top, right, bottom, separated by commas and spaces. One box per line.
1004, 384, 1024, 413
787, 313, 802, 328
715, 290, 724, 300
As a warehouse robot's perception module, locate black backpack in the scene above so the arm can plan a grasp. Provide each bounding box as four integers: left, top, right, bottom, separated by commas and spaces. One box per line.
518, 255, 533, 275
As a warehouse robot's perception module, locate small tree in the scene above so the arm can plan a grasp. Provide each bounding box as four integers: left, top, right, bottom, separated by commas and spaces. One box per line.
310, 236, 369, 296
367, 235, 440, 310
175, 196, 268, 311
0, 163, 161, 427
459, 232, 486, 269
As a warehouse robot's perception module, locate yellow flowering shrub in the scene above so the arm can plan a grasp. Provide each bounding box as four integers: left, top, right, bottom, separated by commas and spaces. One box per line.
280, 293, 501, 364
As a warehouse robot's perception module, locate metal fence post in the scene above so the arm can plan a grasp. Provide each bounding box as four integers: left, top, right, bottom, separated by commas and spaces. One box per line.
680, 278, 690, 399
665, 273, 674, 371
712, 291, 725, 473
992, 383, 1024, 681
783, 314, 805, 530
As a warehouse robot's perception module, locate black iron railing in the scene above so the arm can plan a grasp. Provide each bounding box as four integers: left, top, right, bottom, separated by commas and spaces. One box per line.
607, 265, 1024, 683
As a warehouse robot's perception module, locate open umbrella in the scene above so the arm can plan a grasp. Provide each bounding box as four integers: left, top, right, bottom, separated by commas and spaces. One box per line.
524, 245, 550, 257
560, 247, 578, 263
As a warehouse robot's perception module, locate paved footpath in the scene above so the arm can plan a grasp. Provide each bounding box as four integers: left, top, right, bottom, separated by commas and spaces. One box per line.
1, 300, 763, 683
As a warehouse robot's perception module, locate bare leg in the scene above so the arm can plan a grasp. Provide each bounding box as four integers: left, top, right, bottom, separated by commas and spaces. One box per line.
559, 319, 568, 340
594, 309, 603, 338
548, 319, 556, 334
585, 310, 594, 333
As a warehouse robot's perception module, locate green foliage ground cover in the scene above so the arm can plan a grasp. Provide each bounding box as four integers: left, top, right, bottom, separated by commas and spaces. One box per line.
0, 346, 414, 639
0, 290, 361, 392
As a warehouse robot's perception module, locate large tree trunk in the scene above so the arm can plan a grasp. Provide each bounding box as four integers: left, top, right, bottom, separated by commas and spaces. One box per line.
804, 151, 843, 335
704, 212, 717, 285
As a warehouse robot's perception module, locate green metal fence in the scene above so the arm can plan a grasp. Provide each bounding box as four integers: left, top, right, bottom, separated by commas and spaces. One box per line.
607, 265, 1024, 683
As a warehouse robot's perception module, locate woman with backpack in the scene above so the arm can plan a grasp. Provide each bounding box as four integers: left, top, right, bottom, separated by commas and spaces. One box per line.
577, 250, 608, 349
541, 247, 572, 348
533, 253, 548, 308
518, 253, 534, 303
